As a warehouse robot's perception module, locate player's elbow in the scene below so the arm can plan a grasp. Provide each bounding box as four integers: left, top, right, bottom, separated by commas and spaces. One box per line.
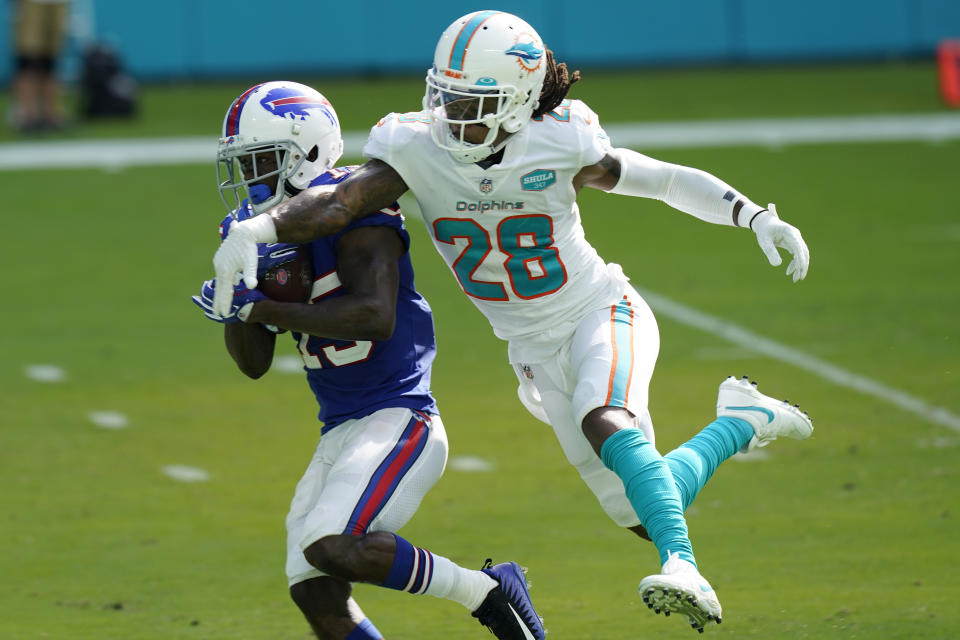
362, 316, 396, 342
238, 361, 270, 379
369, 325, 395, 342
354, 299, 396, 341
232, 355, 271, 379
225, 324, 275, 378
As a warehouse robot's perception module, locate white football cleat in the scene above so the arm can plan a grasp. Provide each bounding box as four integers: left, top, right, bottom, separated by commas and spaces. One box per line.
716, 376, 814, 452
639, 551, 722, 633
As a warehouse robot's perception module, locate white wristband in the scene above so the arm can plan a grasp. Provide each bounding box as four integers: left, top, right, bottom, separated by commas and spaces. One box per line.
243, 213, 279, 243
739, 205, 769, 230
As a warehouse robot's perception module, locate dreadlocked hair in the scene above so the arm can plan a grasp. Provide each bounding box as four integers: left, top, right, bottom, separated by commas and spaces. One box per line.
532, 48, 581, 118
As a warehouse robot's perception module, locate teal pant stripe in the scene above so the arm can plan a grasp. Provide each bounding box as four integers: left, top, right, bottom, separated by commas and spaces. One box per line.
665, 417, 755, 510
607, 298, 634, 408
600, 428, 695, 566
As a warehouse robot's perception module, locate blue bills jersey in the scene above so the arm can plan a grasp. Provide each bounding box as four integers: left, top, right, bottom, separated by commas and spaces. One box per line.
293, 166, 438, 432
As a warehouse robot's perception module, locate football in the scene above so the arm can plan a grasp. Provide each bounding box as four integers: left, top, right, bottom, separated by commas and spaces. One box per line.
258, 245, 314, 303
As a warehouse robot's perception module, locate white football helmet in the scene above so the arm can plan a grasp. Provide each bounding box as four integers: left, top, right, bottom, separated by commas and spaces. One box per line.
424, 10, 547, 163
217, 80, 344, 214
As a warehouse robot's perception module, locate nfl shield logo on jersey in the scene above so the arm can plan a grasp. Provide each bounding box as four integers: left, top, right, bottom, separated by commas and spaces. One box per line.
479, 177, 493, 194
521, 365, 534, 379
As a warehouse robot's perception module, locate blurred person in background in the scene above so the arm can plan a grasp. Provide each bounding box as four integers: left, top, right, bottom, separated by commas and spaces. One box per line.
193, 80, 545, 640
9, 0, 70, 132
212, 11, 815, 634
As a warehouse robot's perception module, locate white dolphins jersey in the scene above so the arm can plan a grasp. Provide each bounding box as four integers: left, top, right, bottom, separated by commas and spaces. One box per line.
363, 99, 630, 359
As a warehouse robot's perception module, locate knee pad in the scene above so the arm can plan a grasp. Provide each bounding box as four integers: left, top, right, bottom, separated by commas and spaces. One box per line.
540, 390, 597, 467
16, 55, 54, 73
516, 379, 551, 425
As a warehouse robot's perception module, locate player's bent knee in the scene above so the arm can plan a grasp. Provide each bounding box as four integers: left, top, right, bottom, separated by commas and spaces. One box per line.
581, 406, 639, 454
289, 576, 351, 617
303, 536, 341, 575
303, 533, 379, 580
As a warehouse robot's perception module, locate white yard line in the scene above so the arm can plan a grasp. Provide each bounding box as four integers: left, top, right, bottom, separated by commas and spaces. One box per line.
635, 287, 960, 433
604, 113, 960, 148
161, 464, 210, 483
2, 112, 959, 171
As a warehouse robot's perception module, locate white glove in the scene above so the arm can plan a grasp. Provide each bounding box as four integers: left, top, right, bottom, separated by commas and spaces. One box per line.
753, 203, 809, 282
211, 214, 278, 316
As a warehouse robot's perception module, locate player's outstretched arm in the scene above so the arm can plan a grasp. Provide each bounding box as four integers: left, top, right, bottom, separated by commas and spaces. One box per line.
272, 160, 408, 243
244, 225, 404, 341
212, 160, 408, 316
577, 149, 810, 282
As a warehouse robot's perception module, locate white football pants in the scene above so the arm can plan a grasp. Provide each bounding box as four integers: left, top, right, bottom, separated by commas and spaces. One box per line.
512, 285, 659, 527
285, 407, 448, 586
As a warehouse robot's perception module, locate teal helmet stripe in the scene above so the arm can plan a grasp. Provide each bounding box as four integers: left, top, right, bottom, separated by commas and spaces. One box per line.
448, 10, 500, 71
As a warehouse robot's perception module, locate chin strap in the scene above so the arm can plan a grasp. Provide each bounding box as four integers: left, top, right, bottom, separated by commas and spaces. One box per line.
283, 181, 303, 199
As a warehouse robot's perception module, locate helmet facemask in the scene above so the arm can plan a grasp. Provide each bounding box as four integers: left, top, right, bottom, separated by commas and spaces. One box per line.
217, 140, 308, 215
424, 74, 532, 163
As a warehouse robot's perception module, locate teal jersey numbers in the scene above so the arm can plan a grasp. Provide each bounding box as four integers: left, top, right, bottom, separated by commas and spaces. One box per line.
433, 215, 567, 301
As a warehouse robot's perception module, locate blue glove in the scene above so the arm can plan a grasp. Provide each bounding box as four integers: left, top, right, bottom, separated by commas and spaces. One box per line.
258, 242, 300, 276
220, 207, 300, 277
191, 278, 266, 324
218, 204, 254, 240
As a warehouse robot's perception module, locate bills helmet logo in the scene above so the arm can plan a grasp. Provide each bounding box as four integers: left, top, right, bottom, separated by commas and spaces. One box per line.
505, 35, 544, 73
260, 88, 337, 127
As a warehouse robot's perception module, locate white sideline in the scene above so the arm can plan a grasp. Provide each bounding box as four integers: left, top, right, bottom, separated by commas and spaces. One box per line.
6, 112, 958, 434
635, 288, 960, 433
1, 112, 959, 171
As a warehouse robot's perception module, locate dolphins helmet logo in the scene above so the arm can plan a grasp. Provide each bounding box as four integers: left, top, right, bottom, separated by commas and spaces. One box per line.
505, 33, 544, 74
260, 88, 337, 128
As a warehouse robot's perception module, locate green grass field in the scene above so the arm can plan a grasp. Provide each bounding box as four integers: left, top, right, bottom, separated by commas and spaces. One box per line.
2, 62, 958, 639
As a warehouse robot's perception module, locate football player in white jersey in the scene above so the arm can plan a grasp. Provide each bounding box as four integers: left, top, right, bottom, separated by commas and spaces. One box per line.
211, 12, 814, 633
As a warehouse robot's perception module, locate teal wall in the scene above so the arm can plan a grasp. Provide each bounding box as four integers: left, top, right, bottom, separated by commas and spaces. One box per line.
4, 0, 960, 84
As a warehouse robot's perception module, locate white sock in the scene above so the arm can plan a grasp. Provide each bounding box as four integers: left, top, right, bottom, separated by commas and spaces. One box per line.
423, 554, 498, 611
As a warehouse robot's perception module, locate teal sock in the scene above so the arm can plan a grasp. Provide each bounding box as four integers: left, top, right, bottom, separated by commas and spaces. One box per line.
664, 417, 754, 510
600, 428, 695, 566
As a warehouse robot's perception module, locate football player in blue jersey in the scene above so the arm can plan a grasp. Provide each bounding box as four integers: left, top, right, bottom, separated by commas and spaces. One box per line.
192, 81, 544, 640
210, 13, 817, 635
